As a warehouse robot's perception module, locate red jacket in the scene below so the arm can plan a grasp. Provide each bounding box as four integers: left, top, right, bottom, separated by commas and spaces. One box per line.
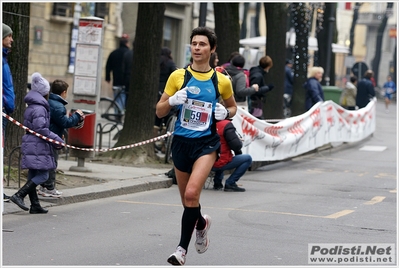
213, 120, 242, 168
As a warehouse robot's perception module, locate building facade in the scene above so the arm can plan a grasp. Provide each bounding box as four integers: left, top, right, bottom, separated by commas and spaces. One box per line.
23, 2, 398, 99
27, 2, 193, 100
337, 2, 397, 86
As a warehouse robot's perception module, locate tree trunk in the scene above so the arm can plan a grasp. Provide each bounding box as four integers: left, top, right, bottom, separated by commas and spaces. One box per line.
240, 3, 249, 39
109, 3, 165, 164
255, 3, 261, 37
290, 3, 312, 116
263, 3, 288, 119
371, 2, 394, 86
317, 3, 337, 86
349, 3, 362, 56
2, 3, 30, 162
213, 3, 240, 65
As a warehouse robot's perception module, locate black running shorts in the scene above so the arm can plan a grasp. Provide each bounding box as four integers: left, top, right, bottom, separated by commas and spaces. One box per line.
171, 134, 220, 173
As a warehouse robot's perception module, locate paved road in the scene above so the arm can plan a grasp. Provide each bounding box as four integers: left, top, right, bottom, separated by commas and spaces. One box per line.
2, 100, 396, 266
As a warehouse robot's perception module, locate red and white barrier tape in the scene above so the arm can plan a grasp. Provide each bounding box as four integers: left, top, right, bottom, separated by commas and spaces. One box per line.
2, 112, 172, 152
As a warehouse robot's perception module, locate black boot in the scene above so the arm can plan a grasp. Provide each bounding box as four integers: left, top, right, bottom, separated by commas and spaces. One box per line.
10, 180, 37, 211
28, 188, 48, 214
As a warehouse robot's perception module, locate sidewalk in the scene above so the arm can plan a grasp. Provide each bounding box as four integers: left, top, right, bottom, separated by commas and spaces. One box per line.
3, 159, 172, 215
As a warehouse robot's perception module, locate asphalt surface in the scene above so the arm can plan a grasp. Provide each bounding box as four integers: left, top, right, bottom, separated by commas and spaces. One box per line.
2, 99, 396, 217
1, 99, 396, 266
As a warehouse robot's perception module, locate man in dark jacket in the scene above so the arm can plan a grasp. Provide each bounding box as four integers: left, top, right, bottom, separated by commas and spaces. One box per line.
284, 59, 294, 110
224, 54, 260, 112
211, 119, 252, 192
356, 70, 376, 109
105, 34, 130, 110
249, 55, 274, 119
121, 39, 134, 103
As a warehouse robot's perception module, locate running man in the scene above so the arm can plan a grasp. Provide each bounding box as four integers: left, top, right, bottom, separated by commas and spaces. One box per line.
156, 26, 237, 265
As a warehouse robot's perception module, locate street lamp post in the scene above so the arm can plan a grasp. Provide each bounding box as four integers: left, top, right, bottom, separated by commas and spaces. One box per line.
324, 12, 335, 86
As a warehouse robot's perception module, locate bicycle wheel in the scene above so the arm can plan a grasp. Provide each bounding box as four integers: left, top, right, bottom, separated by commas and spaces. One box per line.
98, 97, 124, 124
164, 115, 177, 164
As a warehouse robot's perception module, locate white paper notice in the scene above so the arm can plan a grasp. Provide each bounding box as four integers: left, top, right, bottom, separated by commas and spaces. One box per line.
73, 76, 97, 96
75, 44, 99, 77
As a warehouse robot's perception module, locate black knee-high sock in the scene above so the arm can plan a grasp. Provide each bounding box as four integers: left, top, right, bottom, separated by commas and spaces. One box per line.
196, 204, 206, 230
178, 206, 199, 252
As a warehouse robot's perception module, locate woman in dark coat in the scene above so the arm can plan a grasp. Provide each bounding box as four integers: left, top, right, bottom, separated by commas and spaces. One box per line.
304, 66, 324, 110
10, 72, 64, 214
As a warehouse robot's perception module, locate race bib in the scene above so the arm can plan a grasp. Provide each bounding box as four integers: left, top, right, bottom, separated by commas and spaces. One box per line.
180, 98, 213, 131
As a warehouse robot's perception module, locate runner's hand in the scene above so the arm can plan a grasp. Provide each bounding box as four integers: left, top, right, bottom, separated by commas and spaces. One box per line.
169, 87, 188, 106
215, 103, 228, 120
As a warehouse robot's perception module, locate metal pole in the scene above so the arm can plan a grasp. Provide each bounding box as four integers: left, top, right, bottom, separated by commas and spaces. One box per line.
324, 11, 335, 86
199, 3, 207, 27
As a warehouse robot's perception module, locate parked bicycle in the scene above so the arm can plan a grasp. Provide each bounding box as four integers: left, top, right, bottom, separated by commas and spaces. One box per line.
163, 111, 177, 164
154, 108, 177, 164
98, 86, 127, 124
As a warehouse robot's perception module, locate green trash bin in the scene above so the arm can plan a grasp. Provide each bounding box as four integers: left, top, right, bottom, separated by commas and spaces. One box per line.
322, 86, 342, 104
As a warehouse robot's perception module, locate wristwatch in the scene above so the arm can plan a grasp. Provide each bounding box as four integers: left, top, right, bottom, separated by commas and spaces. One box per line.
225, 109, 230, 119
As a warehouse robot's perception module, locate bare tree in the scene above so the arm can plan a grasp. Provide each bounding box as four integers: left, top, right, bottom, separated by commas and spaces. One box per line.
349, 3, 362, 56
213, 3, 240, 64
2, 3, 30, 160
107, 3, 165, 164
263, 3, 288, 119
371, 2, 394, 86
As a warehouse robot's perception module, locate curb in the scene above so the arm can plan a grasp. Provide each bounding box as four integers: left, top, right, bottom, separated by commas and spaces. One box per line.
42, 176, 173, 206
3, 175, 173, 215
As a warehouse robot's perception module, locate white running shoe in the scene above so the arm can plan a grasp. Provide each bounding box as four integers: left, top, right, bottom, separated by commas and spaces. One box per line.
39, 186, 62, 198
167, 246, 186, 265
195, 214, 212, 254
37, 186, 46, 196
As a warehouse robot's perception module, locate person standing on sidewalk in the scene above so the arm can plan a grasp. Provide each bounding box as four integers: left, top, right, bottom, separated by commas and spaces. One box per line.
156, 26, 237, 266
304, 66, 324, 111
2, 23, 15, 203
10, 72, 64, 214
249, 55, 275, 119
224, 54, 259, 111
283, 59, 294, 116
356, 70, 375, 109
340, 76, 357, 110
211, 118, 252, 191
154, 47, 177, 153
38, 79, 85, 198
105, 34, 130, 110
